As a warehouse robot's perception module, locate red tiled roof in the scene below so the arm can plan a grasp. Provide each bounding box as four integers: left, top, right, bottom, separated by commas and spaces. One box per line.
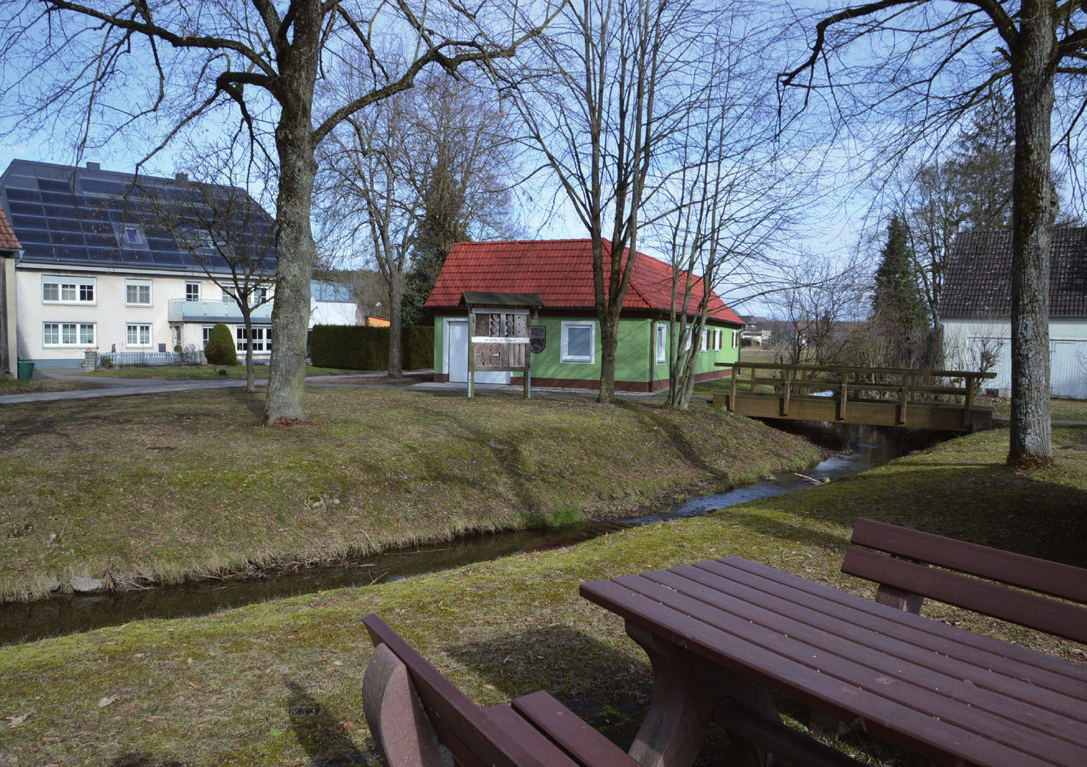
425, 239, 742, 324
0, 207, 21, 251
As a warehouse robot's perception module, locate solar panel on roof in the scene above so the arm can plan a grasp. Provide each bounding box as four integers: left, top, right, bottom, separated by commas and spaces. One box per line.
81, 179, 129, 196
151, 251, 187, 266
6, 188, 42, 203
9, 201, 44, 216
40, 191, 76, 205
56, 245, 89, 260
37, 179, 71, 192
22, 242, 52, 258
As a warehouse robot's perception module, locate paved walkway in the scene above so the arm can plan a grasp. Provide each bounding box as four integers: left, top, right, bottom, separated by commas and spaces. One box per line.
1, 369, 666, 405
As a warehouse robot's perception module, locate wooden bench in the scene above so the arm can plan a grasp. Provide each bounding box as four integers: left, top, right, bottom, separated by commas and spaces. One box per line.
842, 517, 1087, 643
363, 613, 857, 767
362, 613, 642, 767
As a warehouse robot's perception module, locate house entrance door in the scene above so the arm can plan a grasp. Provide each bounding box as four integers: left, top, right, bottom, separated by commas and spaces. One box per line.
446, 319, 508, 385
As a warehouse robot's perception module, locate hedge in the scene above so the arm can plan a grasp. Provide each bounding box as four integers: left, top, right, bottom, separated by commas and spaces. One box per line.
310, 325, 434, 371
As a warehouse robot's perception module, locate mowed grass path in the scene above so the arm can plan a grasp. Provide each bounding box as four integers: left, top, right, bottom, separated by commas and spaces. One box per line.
1, 423, 1085, 765
0, 387, 820, 601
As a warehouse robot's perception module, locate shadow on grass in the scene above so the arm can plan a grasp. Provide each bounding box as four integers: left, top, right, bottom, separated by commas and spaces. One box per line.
109, 753, 185, 767
446, 623, 924, 767
720, 457, 1087, 569
285, 679, 377, 767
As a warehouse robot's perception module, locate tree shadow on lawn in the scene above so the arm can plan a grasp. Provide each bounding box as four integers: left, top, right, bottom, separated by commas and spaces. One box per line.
722, 462, 1087, 569
285, 679, 380, 766
446, 623, 924, 767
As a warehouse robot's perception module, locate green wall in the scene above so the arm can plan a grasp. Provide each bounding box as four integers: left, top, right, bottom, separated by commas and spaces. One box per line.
434, 313, 739, 387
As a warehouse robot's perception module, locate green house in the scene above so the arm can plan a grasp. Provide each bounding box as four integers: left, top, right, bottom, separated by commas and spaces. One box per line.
425, 239, 743, 392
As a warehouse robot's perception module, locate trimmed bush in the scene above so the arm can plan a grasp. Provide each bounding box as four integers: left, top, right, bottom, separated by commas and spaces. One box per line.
204, 323, 238, 366
311, 325, 434, 371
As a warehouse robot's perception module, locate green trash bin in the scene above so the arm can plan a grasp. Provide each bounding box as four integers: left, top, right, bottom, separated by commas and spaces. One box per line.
17, 361, 34, 381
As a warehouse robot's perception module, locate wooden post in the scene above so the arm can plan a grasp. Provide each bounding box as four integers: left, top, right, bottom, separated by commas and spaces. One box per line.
838, 370, 848, 421
729, 363, 738, 412
898, 373, 910, 426
963, 374, 976, 427
782, 369, 792, 417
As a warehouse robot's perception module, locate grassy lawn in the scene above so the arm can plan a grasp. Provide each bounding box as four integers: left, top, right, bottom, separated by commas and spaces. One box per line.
1, 422, 1085, 766
0, 388, 820, 601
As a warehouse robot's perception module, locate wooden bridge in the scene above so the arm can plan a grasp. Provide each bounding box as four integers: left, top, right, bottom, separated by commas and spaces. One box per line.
714, 363, 997, 431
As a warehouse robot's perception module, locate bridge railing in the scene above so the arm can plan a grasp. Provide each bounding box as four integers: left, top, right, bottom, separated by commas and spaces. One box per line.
719, 362, 997, 428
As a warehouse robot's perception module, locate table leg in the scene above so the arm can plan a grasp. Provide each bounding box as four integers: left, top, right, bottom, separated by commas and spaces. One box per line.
625, 621, 779, 767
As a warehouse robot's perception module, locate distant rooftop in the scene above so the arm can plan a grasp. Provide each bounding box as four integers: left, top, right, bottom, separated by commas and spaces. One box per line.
0, 159, 276, 275
942, 228, 1087, 318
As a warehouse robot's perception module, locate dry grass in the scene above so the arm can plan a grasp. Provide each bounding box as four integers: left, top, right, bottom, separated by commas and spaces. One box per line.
0, 387, 819, 601
2, 424, 1085, 766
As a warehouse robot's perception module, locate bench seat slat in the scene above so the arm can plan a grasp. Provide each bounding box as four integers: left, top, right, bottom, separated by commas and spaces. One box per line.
850, 518, 1087, 604
510, 691, 643, 767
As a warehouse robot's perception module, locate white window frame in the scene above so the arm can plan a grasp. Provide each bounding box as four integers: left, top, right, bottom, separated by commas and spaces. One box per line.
560, 321, 595, 364
42, 276, 96, 305
185, 282, 201, 302
655, 323, 668, 365
202, 326, 215, 345
126, 324, 152, 347
731, 330, 739, 349
43, 322, 96, 347
237, 326, 271, 352
700, 328, 709, 351
125, 279, 152, 306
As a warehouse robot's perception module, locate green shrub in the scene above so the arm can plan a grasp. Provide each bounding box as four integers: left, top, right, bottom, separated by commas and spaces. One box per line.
311, 325, 434, 370
204, 323, 237, 366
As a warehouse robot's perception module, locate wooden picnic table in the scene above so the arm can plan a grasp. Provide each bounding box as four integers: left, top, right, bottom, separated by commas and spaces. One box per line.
579, 556, 1087, 767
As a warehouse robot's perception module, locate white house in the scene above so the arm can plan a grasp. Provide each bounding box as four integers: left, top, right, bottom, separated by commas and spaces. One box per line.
941, 228, 1087, 399
0, 159, 278, 367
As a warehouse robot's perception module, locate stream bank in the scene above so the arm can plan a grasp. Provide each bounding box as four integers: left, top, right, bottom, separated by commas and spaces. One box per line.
0, 422, 931, 646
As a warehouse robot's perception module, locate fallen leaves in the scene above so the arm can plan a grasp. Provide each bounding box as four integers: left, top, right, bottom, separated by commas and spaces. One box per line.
96, 695, 120, 709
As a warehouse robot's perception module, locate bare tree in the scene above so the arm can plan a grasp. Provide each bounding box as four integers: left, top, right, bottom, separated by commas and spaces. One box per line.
0, 0, 559, 424
654, 18, 802, 410
316, 71, 518, 375
780, 0, 1087, 466
507, 0, 715, 403
166, 170, 275, 392
768, 256, 869, 367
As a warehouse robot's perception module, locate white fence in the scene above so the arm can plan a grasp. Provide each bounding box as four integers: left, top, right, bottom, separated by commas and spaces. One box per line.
97, 349, 204, 368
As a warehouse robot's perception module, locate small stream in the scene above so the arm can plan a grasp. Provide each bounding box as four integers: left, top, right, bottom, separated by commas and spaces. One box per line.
0, 424, 912, 646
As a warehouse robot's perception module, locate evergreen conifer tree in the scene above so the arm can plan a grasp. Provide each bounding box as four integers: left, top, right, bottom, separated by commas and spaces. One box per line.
872, 215, 931, 334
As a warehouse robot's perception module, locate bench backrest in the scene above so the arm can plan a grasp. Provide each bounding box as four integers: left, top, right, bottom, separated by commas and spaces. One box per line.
363, 613, 560, 767
842, 518, 1087, 644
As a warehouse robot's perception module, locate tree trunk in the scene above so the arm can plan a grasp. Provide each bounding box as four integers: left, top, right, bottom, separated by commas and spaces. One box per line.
598, 305, 618, 403
1008, 0, 1055, 465
263, 7, 321, 426
388, 275, 404, 378
242, 307, 256, 393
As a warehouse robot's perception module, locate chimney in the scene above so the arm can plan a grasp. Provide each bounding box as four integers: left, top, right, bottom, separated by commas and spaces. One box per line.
86, 161, 100, 171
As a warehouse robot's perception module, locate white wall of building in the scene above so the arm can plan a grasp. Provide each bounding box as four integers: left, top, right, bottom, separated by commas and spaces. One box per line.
15, 266, 270, 366
943, 317, 1087, 399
